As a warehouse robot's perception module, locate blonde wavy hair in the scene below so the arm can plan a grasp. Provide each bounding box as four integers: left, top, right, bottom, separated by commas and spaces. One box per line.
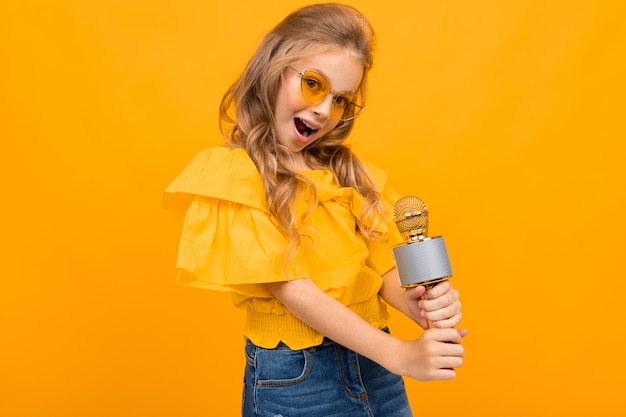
219, 3, 385, 257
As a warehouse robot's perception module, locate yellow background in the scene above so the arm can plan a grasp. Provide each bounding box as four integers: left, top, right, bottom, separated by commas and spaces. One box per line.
2, 0, 625, 415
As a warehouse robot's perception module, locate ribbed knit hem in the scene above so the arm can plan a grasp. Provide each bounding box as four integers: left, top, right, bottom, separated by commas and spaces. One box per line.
243, 296, 389, 350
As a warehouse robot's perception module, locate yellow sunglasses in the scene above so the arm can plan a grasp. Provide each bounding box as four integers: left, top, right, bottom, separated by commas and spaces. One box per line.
288, 67, 365, 121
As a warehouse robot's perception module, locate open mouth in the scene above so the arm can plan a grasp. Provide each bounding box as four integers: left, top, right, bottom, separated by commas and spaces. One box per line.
294, 118, 318, 138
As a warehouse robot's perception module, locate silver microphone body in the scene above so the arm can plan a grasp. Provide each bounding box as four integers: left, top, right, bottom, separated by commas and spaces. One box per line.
392, 236, 452, 288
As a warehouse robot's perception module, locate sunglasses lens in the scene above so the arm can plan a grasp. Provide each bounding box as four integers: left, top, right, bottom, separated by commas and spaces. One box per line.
333, 93, 365, 121
301, 71, 330, 103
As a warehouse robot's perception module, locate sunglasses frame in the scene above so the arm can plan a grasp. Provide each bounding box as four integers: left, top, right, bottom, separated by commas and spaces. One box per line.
287, 67, 366, 121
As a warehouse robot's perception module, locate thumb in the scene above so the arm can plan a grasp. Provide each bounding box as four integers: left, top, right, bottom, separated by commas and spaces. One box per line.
405, 286, 426, 302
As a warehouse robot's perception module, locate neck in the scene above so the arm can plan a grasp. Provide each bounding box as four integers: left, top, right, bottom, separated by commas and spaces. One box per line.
292, 152, 313, 170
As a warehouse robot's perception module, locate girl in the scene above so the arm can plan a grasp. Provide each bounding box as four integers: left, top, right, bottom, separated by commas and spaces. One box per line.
164, 3, 466, 416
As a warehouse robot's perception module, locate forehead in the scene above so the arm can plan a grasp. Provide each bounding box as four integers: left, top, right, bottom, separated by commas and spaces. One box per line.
292, 47, 364, 92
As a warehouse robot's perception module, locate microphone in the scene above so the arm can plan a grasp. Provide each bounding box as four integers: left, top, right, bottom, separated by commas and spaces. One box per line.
391, 196, 453, 327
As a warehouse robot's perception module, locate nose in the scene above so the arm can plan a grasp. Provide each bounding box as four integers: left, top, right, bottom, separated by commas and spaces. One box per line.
311, 94, 335, 120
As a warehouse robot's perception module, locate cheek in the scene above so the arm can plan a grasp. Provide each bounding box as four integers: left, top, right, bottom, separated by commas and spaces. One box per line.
275, 90, 297, 118
320, 122, 341, 138
283, 78, 309, 109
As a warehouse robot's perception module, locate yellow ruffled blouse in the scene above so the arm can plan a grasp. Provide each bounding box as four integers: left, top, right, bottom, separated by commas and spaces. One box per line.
163, 147, 403, 349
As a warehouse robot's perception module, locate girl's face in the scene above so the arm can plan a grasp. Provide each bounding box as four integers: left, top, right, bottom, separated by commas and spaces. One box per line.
274, 47, 364, 168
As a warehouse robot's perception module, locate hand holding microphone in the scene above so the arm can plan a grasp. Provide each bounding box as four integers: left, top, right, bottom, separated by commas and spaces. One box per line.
390, 195, 466, 378
392, 196, 454, 329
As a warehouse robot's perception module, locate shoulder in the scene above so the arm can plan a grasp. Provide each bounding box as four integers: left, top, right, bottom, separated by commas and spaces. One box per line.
163, 146, 267, 212
181, 146, 259, 177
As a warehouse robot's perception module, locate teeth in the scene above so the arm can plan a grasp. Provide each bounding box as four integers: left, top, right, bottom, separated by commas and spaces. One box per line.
302, 120, 316, 130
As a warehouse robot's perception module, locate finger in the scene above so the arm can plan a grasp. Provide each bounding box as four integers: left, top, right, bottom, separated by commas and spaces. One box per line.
441, 343, 465, 358
420, 288, 459, 312
428, 328, 463, 344
436, 356, 464, 371
425, 301, 461, 322
429, 313, 462, 329
425, 280, 451, 298
405, 286, 426, 301
430, 368, 457, 381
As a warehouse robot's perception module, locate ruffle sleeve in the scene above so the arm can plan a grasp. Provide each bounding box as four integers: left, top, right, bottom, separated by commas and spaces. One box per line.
163, 147, 310, 296
163, 147, 267, 215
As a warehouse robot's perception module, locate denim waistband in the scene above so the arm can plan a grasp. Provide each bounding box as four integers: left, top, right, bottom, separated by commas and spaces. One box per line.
250, 326, 390, 351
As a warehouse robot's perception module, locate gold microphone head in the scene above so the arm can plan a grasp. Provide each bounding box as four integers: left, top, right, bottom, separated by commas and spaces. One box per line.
393, 196, 429, 242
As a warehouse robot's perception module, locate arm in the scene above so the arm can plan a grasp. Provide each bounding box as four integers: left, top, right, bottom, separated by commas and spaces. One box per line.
266, 278, 465, 381
379, 268, 463, 330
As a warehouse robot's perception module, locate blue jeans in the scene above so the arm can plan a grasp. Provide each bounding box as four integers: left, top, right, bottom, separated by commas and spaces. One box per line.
242, 329, 413, 416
